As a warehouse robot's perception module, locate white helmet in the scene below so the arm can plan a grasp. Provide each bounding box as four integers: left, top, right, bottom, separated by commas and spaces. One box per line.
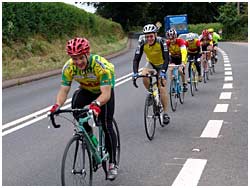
143, 24, 158, 34
166, 28, 177, 39
186, 33, 195, 41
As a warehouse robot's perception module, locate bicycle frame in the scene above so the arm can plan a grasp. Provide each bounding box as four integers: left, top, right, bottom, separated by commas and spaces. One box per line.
169, 64, 183, 94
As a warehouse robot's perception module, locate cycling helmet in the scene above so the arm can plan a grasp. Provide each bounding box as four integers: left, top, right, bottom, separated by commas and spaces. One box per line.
208, 28, 214, 33
202, 29, 209, 37
143, 24, 158, 34
186, 33, 195, 41
66, 37, 90, 56
166, 28, 177, 39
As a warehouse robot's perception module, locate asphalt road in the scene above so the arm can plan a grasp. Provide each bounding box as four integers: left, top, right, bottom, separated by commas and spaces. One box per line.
2, 40, 248, 186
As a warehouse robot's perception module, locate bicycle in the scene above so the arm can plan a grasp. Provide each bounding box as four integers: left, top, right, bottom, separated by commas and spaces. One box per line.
211, 50, 216, 73
188, 57, 199, 96
133, 72, 165, 140
201, 51, 211, 83
48, 107, 120, 186
168, 64, 184, 112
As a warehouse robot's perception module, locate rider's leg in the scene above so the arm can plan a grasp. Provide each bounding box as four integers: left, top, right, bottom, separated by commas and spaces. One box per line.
141, 67, 150, 90
159, 78, 170, 124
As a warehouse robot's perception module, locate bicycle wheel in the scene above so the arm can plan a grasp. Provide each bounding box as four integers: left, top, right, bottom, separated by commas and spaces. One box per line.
193, 70, 198, 91
169, 79, 177, 112
189, 68, 194, 96
212, 58, 216, 73
144, 94, 156, 140
61, 135, 93, 186
179, 83, 184, 104
112, 118, 121, 166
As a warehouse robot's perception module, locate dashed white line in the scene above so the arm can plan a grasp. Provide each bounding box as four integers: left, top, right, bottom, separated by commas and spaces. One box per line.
224, 76, 233, 81
224, 71, 232, 75
224, 64, 231, 67
214, 104, 229, 112
200, 120, 224, 138
172, 158, 207, 186
219, 92, 232, 99
223, 83, 233, 89
224, 67, 232, 71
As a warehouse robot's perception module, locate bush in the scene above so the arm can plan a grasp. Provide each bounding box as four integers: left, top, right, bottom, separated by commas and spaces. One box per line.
2, 2, 125, 43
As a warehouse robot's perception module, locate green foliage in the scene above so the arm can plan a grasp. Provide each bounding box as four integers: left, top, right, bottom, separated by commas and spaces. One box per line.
188, 23, 223, 36
2, 2, 125, 43
216, 3, 247, 40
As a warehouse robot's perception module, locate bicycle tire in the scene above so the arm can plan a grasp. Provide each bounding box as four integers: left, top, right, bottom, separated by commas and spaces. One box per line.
169, 79, 177, 112
179, 84, 184, 104
189, 68, 194, 96
144, 94, 156, 140
193, 70, 198, 91
61, 135, 93, 186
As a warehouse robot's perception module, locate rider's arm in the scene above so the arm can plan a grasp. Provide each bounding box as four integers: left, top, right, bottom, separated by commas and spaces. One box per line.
133, 41, 144, 73
95, 85, 112, 106
180, 45, 187, 65
56, 85, 71, 106
160, 39, 169, 71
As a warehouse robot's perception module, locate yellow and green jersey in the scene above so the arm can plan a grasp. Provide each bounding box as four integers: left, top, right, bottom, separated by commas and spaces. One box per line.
61, 54, 115, 94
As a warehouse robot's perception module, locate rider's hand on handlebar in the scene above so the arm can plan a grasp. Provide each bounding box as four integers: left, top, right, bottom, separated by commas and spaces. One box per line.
89, 101, 101, 116
132, 72, 139, 80
49, 104, 60, 114
160, 70, 167, 79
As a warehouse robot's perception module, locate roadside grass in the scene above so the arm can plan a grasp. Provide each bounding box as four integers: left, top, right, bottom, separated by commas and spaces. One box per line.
3, 36, 128, 80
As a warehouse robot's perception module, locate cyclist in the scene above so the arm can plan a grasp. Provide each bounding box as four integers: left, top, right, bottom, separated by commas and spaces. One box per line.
208, 28, 221, 62
199, 29, 213, 73
49, 37, 118, 180
166, 28, 188, 92
132, 24, 170, 125
186, 33, 202, 82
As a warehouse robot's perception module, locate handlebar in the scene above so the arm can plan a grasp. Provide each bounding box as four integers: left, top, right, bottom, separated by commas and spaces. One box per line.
48, 107, 90, 128
133, 73, 159, 88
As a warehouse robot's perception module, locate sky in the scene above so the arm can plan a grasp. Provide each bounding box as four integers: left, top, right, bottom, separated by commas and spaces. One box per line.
63, 1, 96, 13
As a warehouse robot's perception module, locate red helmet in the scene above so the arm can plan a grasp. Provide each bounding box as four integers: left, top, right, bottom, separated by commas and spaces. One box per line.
202, 29, 209, 37
66, 37, 90, 56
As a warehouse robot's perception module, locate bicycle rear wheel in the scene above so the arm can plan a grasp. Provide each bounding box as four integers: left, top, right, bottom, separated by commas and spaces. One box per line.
169, 79, 177, 112
189, 68, 194, 96
144, 94, 156, 140
179, 84, 184, 104
61, 135, 93, 186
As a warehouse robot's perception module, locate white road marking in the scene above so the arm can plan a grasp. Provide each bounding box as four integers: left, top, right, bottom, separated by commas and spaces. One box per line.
219, 92, 232, 99
214, 104, 229, 112
3, 70, 142, 136
172, 158, 207, 186
223, 83, 233, 89
200, 120, 224, 138
224, 60, 230, 63
224, 71, 232, 75
224, 64, 231, 67
224, 76, 233, 81
224, 67, 232, 71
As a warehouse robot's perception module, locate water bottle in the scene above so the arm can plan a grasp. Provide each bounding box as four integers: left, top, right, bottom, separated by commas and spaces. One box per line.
90, 134, 98, 147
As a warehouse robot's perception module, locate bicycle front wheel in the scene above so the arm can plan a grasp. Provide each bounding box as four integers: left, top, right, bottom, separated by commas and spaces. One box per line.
144, 94, 156, 140
61, 135, 93, 186
169, 79, 177, 112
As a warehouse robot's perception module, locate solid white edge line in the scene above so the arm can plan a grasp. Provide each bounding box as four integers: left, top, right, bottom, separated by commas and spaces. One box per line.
172, 158, 207, 186
3, 70, 142, 135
